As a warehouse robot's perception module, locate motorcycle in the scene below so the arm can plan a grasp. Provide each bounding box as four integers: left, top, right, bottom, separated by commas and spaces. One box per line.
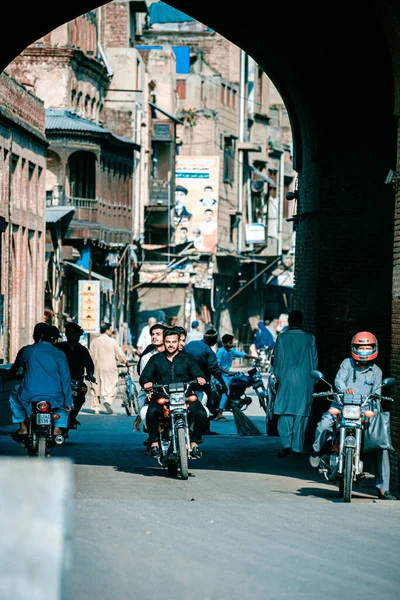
311, 369, 396, 502
150, 380, 201, 480
12, 398, 65, 458
257, 346, 273, 373
214, 362, 273, 415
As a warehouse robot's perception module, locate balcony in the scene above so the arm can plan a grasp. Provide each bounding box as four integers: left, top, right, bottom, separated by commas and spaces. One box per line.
149, 178, 171, 207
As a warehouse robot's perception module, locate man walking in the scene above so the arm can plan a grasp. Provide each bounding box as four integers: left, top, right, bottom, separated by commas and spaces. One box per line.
185, 320, 203, 344
90, 323, 129, 414
273, 310, 318, 457
136, 317, 157, 355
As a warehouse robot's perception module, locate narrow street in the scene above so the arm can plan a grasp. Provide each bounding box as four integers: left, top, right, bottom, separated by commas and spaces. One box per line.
1, 383, 399, 600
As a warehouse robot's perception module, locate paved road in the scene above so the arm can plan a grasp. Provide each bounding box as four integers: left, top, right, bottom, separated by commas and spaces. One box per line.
1, 379, 399, 600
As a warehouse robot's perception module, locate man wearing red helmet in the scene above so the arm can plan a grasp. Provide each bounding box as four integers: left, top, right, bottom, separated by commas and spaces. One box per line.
309, 331, 397, 500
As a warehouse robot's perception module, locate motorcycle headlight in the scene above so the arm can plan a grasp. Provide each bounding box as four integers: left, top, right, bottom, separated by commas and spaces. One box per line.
342, 405, 361, 419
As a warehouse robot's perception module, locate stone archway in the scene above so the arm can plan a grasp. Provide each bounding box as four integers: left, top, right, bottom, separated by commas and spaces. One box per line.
2, 0, 400, 487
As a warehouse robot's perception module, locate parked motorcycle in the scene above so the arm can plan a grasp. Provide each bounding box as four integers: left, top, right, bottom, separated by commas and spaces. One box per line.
117, 363, 139, 416
12, 398, 65, 458
257, 346, 273, 373
215, 362, 272, 414
311, 369, 396, 502
150, 380, 201, 480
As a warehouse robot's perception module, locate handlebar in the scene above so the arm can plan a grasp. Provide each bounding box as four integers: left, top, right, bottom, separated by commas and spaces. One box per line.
151, 379, 201, 391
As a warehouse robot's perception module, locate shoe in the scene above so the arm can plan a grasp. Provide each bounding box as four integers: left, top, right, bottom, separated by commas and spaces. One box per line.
215, 415, 228, 422
149, 445, 160, 458
309, 452, 320, 468
378, 491, 398, 500
204, 430, 219, 435
191, 445, 202, 459
103, 402, 114, 415
93, 408, 100, 414
278, 448, 291, 458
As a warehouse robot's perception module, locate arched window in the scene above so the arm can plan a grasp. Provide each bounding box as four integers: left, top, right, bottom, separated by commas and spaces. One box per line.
76, 91, 83, 114
71, 89, 76, 106
84, 95, 90, 118
68, 151, 96, 199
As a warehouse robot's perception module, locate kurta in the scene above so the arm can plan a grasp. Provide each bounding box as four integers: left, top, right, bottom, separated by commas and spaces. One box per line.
273, 327, 318, 416
90, 333, 126, 398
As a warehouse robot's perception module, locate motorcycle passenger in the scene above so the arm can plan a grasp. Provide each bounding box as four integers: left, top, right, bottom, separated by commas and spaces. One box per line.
8, 322, 50, 438
176, 326, 187, 351
9, 325, 73, 437
57, 322, 95, 429
133, 323, 167, 433
215, 334, 259, 421
139, 327, 207, 459
309, 331, 397, 500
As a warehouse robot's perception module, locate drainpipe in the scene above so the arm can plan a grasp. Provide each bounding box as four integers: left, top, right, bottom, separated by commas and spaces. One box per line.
237, 49, 246, 254
277, 149, 285, 256
6, 132, 13, 363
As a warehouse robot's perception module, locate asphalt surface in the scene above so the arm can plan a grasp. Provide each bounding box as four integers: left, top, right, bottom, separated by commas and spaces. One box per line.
1, 372, 400, 600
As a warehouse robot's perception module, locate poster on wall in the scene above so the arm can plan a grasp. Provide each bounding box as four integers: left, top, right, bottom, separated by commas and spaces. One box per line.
78, 280, 100, 334
174, 156, 220, 252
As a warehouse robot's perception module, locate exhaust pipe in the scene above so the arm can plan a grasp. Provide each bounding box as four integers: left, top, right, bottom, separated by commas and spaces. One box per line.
54, 435, 65, 445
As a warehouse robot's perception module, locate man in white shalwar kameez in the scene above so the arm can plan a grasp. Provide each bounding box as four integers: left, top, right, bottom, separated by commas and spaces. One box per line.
90, 323, 129, 414
273, 310, 318, 457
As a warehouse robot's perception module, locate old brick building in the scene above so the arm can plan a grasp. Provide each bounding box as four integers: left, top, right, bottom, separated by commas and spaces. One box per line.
6, 11, 142, 332
136, 1, 295, 339
0, 71, 47, 363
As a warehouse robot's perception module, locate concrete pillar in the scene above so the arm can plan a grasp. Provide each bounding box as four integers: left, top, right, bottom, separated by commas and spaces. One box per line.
0, 458, 74, 600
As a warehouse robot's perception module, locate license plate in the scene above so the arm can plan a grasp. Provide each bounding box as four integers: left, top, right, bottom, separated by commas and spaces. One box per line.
36, 414, 51, 425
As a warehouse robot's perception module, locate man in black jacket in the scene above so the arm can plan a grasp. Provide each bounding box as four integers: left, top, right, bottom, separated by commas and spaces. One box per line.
57, 322, 95, 428
139, 327, 207, 459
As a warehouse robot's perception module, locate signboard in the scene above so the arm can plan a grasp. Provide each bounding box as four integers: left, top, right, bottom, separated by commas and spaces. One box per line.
174, 156, 220, 253
245, 223, 266, 244
78, 280, 100, 333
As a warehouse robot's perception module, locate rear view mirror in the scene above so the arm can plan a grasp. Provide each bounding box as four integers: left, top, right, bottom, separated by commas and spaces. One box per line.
382, 377, 397, 387
311, 370, 324, 380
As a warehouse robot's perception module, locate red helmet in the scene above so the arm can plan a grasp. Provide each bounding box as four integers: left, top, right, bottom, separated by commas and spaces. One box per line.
351, 331, 378, 362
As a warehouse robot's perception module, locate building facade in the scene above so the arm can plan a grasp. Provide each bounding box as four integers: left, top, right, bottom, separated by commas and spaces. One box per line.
0, 71, 47, 363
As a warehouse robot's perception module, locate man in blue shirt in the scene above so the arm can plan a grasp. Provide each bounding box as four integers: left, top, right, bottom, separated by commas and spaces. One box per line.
215, 334, 259, 421
10, 329, 73, 436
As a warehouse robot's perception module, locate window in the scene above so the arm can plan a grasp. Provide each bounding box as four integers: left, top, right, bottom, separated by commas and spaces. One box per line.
232, 90, 237, 110
230, 214, 237, 244
226, 87, 231, 108
223, 137, 235, 184
221, 83, 225, 105
71, 89, 76, 105
176, 79, 186, 100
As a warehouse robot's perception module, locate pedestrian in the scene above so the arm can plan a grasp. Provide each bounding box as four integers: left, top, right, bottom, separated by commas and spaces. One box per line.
215, 334, 259, 421
185, 329, 228, 424
273, 309, 318, 457
89, 322, 129, 414
185, 320, 203, 344
136, 317, 157, 355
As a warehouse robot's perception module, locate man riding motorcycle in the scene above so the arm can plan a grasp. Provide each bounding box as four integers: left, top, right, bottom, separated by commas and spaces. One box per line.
57, 321, 95, 429
309, 331, 397, 500
139, 327, 207, 459
9, 325, 73, 437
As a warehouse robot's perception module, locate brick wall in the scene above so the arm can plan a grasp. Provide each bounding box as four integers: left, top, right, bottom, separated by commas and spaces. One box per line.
102, 2, 129, 48
0, 71, 45, 137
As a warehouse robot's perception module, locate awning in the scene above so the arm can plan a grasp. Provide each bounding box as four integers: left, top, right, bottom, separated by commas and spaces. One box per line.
249, 165, 276, 185
64, 261, 113, 294
45, 207, 75, 238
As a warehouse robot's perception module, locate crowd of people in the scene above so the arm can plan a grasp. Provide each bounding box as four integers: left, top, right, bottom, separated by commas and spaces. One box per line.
5, 310, 397, 499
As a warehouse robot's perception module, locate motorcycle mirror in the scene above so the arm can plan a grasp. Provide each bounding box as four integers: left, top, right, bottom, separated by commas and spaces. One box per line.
310, 370, 324, 380
382, 377, 397, 387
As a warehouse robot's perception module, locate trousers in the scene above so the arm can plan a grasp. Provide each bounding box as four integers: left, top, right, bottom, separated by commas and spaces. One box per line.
277, 414, 309, 453
146, 397, 208, 444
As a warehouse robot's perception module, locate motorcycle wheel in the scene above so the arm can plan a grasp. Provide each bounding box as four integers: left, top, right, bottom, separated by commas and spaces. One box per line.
177, 427, 189, 480
343, 447, 354, 503
124, 392, 134, 417
167, 463, 178, 477
257, 391, 267, 414
37, 434, 47, 459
